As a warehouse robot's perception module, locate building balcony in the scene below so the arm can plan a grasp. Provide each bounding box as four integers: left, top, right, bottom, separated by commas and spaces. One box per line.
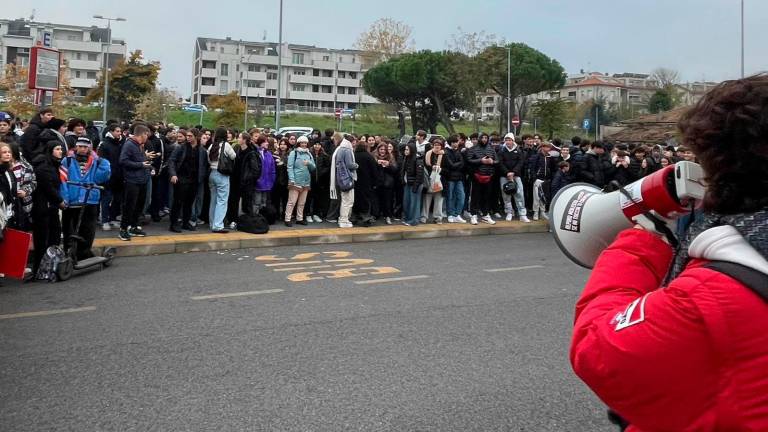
243, 71, 267, 81
290, 91, 334, 102
246, 54, 279, 65
337, 62, 361, 72
70, 77, 98, 88
201, 68, 217, 78
337, 93, 360, 103
201, 50, 219, 61
53, 39, 102, 52
241, 87, 266, 98
337, 78, 360, 88
66, 59, 101, 71
312, 60, 335, 70
200, 85, 217, 95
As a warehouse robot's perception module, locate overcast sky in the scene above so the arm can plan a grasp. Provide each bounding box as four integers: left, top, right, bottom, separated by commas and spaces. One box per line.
5, 0, 766, 97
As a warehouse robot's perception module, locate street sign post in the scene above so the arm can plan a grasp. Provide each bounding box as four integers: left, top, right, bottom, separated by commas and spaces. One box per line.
582, 118, 591, 131
28, 45, 61, 107
511, 116, 520, 127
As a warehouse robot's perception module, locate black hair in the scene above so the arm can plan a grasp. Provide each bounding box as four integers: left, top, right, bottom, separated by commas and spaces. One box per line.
571, 136, 582, 146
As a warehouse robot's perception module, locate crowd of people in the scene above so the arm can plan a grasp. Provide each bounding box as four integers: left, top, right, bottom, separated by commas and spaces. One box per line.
0, 106, 694, 278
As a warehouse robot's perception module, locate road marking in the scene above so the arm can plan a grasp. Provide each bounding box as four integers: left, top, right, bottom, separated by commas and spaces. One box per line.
191, 289, 284, 300
0, 306, 97, 320
354, 275, 430, 285
274, 265, 333, 272
483, 265, 544, 273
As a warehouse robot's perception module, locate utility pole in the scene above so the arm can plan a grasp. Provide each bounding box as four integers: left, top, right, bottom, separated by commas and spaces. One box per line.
275, 0, 284, 131
741, 0, 745, 78
93, 15, 126, 123
506, 46, 511, 134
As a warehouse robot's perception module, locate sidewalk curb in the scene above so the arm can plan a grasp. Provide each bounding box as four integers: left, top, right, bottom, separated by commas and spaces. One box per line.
93, 221, 550, 257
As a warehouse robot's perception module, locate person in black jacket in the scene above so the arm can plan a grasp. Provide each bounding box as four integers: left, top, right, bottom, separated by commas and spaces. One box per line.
497, 132, 530, 222
529, 141, 559, 220
466, 132, 498, 225
167, 128, 209, 232
30, 140, 65, 275
0, 111, 18, 146
309, 140, 331, 222
550, 161, 573, 198
64, 118, 86, 151
118, 124, 152, 240
444, 135, 466, 223
374, 142, 398, 225
233, 132, 261, 218
97, 123, 123, 230
580, 141, 611, 189
400, 142, 424, 226
352, 140, 379, 226
19, 107, 54, 166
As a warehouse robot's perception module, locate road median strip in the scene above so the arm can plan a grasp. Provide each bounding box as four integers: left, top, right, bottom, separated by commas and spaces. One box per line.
93, 221, 549, 257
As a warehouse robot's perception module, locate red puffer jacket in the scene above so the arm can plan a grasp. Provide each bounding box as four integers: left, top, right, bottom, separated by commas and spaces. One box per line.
571, 228, 768, 431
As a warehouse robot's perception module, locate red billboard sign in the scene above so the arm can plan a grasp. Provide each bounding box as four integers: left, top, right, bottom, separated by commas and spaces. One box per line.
28, 46, 61, 91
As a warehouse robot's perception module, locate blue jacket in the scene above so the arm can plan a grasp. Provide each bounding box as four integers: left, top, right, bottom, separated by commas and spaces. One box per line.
59, 151, 112, 205
287, 148, 315, 188
119, 138, 150, 184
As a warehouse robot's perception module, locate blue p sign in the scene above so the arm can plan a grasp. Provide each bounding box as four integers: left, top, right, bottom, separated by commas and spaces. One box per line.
582, 119, 591, 130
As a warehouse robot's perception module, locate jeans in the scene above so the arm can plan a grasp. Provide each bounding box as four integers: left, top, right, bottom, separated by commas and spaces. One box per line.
402, 184, 423, 225
192, 181, 205, 223
446, 181, 465, 217
499, 176, 527, 217
122, 181, 147, 230
143, 176, 152, 215
100, 188, 113, 224
254, 191, 269, 212
208, 170, 230, 231
532, 179, 546, 216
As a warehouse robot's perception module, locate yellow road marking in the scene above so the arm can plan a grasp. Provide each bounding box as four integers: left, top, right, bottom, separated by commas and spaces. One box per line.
0, 306, 97, 320
274, 265, 333, 272
191, 289, 284, 300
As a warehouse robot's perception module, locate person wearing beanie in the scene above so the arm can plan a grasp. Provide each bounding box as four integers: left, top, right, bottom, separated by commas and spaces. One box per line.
59, 137, 111, 260
0, 111, 18, 145
65, 118, 87, 151
498, 132, 530, 222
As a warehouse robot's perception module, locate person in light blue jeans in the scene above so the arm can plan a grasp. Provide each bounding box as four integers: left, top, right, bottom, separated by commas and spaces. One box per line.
399, 142, 424, 226
206, 128, 237, 233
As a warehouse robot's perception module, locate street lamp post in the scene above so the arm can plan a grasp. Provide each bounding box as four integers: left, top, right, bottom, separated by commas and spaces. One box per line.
506, 46, 511, 134
741, 0, 745, 78
93, 15, 126, 124
275, 0, 284, 131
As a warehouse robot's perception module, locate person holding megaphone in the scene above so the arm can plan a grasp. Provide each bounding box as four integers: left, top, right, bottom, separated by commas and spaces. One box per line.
564, 75, 768, 431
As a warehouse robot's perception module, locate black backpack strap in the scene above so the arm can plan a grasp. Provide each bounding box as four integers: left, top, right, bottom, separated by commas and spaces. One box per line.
705, 261, 768, 302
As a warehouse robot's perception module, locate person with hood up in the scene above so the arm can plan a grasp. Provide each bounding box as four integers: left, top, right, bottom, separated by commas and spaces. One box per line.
233, 132, 261, 217
26, 117, 67, 168
254, 134, 276, 214
97, 123, 124, 230
19, 107, 55, 164
59, 137, 111, 260
30, 140, 65, 275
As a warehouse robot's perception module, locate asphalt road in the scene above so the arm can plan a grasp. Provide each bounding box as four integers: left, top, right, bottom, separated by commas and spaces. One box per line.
0, 234, 613, 431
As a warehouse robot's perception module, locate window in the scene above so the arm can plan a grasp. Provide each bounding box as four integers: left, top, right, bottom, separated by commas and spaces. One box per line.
74, 70, 81, 78
312, 85, 320, 93
86, 71, 97, 79
338, 56, 343, 63
220, 80, 228, 93
248, 48, 264, 55
338, 71, 346, 79
485, 106, 494, 113
267, 89, 277, 96
485, 96, 494, 103
248, 64, 260, 72
246, 80, 265, 88
236, 48, 239, 55
312, 69, 320, 77
76, 52, 82, 60
322, 55, 330, 61
349, 72, 357, 79
337, 87, 346, 94
322, 86, 332, 93
322, 70, 333, 78
202, 60, 216, 69
347, 87, 357, 95
294, 68, 306, 75
220, 63, 229, 76
267, 72, 277, 80
292, 53, 304, 64
67, 35, 79, 41
236, 64, 240, 72
219, 46, 224, 53
202, 77, 215, 86
292, 84, 305, 92
235, 80, 240, 89
266, 65, 278, 70
87, 53, 98, 61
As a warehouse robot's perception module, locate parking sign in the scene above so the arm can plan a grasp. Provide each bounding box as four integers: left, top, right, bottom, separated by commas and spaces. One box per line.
582, 119, 591, 130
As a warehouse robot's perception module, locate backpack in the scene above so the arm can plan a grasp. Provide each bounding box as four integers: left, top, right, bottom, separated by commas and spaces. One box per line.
237, 213, 270, 234
36, 245, 67, 282
259, 204, 278, 225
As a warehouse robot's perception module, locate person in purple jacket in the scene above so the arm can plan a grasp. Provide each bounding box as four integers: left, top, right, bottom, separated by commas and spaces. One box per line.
254, 134, 276, 212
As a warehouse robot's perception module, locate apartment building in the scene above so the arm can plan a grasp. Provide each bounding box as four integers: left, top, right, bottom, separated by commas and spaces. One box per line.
0, 19, 126, 97
191, 37, 378, 112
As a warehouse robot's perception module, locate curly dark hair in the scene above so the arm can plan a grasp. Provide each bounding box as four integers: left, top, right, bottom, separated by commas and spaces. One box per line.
678, 74, 768, 214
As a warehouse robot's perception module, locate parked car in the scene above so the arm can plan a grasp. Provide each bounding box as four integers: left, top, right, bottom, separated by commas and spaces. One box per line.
182, 104, 208, 112
276, 126, 313, 137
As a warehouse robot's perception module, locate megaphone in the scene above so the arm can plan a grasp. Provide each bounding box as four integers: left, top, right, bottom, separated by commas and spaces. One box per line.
549, 161, 706, 268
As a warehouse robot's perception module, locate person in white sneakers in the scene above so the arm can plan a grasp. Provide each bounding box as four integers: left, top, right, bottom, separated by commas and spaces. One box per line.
466, 133, 498, 225
444, 135, 466, 223
498, 133, 530, 222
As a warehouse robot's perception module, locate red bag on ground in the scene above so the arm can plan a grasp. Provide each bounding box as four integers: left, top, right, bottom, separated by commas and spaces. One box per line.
0, 228, 32, 279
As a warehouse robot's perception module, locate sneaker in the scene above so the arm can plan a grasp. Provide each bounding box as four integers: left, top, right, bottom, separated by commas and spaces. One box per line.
481, 215, 496, 225
435, 217, 443, 225
455, 215, 467, 224
419, 216, 427, 224
129, 227, 147, 237
312, 215, 322, 223
470, 215, 478, 225
385, 217, 392, 225
284, 220, 293, 227
182, 223, 197, 231
520, 216, 531, 223
326, 218, 338, 223
102, 223, 111, 231
169, 225, 183, 233
543, 212, 550, 221
339, 222, 353, 228
229, 222, 237, 230
296, 219, 308, 226
447, 216, 455, 223
110, 221, 121, 228
505, 213, 513, 222
493, 213, 503, 219
212, 229, 229, 234
533, 213, 540, 221
118, 230, 131, 241
402, 221, 411, 226
462, 211, 472, 219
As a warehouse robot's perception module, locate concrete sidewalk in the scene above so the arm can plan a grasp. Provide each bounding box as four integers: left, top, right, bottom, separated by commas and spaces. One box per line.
93, 220, 550, 257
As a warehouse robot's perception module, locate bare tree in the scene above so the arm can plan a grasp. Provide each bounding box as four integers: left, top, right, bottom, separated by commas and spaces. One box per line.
356, 18, 413, 64
651, 67, 680, 89
446, 27, 504, 56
